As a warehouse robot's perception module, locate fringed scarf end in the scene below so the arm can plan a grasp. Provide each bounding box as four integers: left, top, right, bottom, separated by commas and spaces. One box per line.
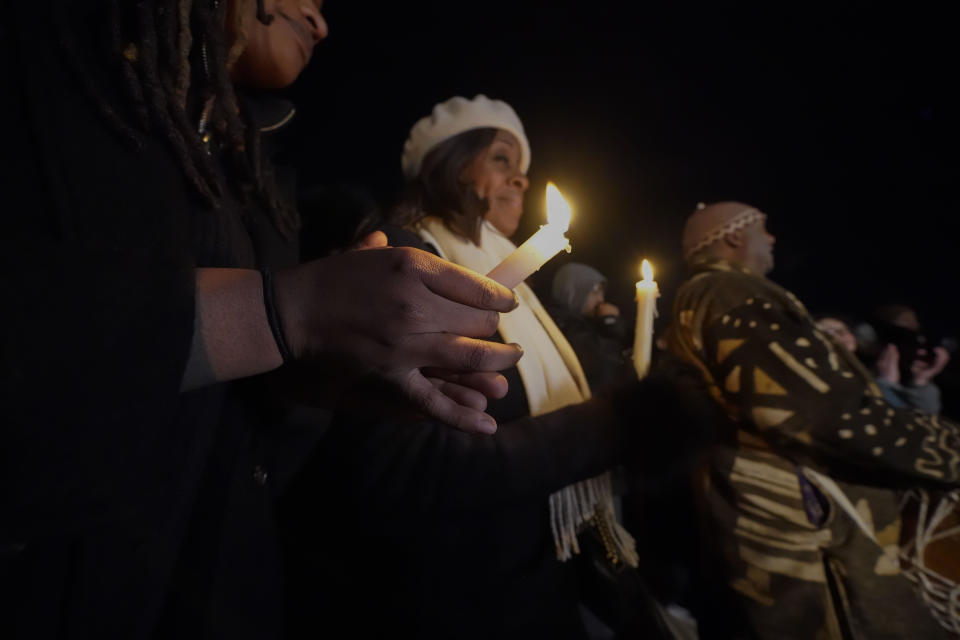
549, 471, 638, 568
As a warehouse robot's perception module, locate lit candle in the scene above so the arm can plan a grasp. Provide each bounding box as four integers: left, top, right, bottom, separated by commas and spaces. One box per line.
633, 259, 659, 379
487, 182, 572, 289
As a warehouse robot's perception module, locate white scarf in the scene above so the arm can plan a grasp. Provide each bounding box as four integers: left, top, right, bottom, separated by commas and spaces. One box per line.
418, 217, 638, 566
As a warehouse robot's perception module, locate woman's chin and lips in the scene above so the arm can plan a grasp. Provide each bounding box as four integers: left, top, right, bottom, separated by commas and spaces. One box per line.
285, 8, 323, 66
487, 193, 525, 237
231, 3, 327, 89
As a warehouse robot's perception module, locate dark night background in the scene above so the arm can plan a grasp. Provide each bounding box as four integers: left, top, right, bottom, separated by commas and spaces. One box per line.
281, 0, 959, 340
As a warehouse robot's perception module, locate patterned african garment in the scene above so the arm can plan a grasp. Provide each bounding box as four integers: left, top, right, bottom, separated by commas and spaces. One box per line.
666, 258, 960, 639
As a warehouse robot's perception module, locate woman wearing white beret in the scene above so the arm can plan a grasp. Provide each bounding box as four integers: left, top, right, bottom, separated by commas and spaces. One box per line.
281, 95, 713, 640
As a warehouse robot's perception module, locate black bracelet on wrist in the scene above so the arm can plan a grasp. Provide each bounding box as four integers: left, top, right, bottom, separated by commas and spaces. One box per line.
260, 268, 293, 363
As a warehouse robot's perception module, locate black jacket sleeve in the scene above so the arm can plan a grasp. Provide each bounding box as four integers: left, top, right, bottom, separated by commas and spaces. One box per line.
310, 390, 623, 514
298, 357, 716, 515
1, 7, 197, 540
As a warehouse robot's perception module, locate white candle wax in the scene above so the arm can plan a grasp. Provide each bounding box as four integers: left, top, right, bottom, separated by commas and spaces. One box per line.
487, 182, 573, 289
633, 260, 659, 380
487, 224, 571, 289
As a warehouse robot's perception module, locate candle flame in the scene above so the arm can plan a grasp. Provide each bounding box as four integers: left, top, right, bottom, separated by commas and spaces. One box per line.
545, 182, 572, 231
641, 259, 654, 281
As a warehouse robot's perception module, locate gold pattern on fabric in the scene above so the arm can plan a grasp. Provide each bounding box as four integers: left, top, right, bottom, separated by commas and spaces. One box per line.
740, 503, 783, 523
875, 520, 901, 547
738, 544, 826, 583
717, 338, 746, 363
855, 499, 875, 534
663, 257, 960, 638
732, 457, 801, 492
726, 366, 742, 393
916, 417, 949, 479
811, 330, 841, 371
730, 473, 801, 499
737, 429, 775, 451
731, 576, 776, 607
753, 406, 795, 429
741, 493, 815, 528
747, 565, 772, 591
754, 368, 788, 395
934, 417, 960, 478
874, 546, 901, 576
736, 517, 832, 547
769, 342, 830, 393
735, 527, 821, 552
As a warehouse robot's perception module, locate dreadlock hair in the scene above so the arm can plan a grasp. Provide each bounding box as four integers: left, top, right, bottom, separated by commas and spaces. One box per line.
54, 0, 300, 239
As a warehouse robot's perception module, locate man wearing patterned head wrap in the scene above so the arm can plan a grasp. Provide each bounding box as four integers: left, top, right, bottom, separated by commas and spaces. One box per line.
681, 201, 775, 273
665, 202, 960, 638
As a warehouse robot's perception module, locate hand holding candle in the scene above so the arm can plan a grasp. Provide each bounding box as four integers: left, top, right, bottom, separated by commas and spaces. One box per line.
487, 182, 572, 289
633, 259, 659, 380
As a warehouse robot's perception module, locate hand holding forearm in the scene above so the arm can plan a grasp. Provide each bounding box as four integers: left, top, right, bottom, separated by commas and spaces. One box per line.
273, 247, 522, 432
183, 247, 523, 433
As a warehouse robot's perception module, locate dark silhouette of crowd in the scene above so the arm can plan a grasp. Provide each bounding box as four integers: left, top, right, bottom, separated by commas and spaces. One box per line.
3, 3, 958, 640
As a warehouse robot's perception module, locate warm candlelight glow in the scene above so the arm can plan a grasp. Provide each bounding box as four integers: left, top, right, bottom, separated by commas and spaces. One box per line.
633, 257, 659, 380
545, 182, 572, 230
641, 259, 653, 282
486, 182, 574, 289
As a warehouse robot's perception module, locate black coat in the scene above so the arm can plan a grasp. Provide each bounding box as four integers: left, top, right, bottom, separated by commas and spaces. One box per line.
1, 7, 314, 639
280, 228, 686, 640
281, 385, 629, 640
548, 305, 632, 393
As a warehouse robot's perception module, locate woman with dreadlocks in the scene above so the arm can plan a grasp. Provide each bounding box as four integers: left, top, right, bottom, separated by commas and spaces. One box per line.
0, 1, 524, 638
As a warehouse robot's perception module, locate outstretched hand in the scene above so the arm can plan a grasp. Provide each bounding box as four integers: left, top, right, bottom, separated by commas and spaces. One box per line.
274, 233, 522, 433
912, 346, 950, 386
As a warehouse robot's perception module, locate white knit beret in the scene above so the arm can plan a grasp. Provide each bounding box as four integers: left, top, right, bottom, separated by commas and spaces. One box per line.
401, 94, 531, 180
